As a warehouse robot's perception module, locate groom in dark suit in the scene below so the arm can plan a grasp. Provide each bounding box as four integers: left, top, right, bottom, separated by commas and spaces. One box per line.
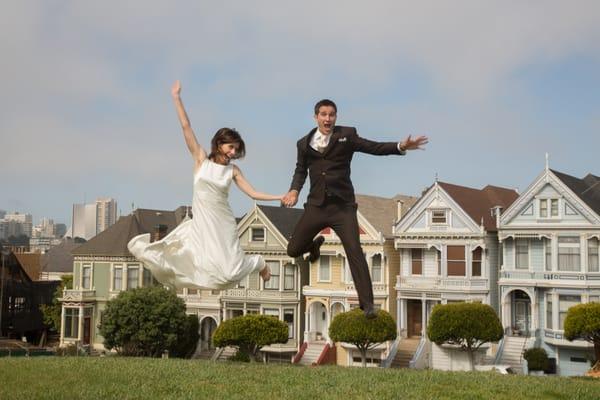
283, 99, 428, 318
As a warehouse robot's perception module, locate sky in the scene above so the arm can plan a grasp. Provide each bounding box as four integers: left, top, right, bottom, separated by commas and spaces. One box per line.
1, 1, 600, 227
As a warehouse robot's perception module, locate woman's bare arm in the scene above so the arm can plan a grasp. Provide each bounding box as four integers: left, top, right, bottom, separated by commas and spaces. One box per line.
232, 165, 284, 201
171, 80, 207, 167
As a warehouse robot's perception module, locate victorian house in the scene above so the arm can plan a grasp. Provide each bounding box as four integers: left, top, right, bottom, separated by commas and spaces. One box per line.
297, 193, 416, 367
392, 181, 518, 370
224, 204, 308, 363
498, 166, 599, 376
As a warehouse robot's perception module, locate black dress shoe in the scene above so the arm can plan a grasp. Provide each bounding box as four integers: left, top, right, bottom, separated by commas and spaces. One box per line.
364, 305, 377, 319
308, 235, 325, 262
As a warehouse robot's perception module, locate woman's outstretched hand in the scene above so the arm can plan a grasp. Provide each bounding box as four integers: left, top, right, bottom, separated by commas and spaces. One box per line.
171, 80, 182, 98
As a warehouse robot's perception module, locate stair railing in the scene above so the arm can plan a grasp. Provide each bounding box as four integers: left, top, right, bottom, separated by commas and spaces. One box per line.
408, 337, 427, 369
381, 337, 401, 368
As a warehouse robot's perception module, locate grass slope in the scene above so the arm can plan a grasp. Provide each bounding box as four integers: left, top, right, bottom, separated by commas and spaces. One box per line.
1, 358, 599, 400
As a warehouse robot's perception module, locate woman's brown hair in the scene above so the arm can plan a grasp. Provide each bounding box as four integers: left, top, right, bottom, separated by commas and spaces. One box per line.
208, 127, 246, 161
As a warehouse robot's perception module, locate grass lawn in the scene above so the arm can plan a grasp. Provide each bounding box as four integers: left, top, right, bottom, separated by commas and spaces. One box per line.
1, 357, 599, 400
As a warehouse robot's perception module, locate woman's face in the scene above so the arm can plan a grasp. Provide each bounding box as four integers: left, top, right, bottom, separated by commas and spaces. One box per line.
217, 142, 240, 163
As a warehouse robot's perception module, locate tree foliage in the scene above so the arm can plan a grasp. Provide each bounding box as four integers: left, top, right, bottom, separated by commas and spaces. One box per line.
99, 286, 198, 358
564, 302, 600, 371
40, 275, 73, 332
329, 308, 397, 367
427, 303, 503, 370
523, 348, 549, 371
212, 314, 288, 362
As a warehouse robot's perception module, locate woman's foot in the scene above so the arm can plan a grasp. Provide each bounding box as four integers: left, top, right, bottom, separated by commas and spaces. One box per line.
259, 265, 271, 282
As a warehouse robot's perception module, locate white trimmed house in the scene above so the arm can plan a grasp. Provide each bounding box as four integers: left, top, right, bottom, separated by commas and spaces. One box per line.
498, 166, 600, 376
393, 181, 518, 371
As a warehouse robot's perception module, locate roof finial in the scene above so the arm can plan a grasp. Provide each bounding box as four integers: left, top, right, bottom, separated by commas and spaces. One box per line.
545, 152, 549, 171
435, 172, 438, 183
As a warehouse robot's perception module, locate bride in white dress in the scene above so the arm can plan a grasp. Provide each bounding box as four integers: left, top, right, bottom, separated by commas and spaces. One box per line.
128, 81, 283, 289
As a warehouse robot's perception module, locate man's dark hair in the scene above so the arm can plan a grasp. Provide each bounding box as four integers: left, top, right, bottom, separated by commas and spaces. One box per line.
314, 99, 337, 115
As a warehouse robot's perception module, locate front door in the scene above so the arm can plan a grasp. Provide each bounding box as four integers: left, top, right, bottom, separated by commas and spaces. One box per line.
514, 301, 529, 333
407, 300, 422, 337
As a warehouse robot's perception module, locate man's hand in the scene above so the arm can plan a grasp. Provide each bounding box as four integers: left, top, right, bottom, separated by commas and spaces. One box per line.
282, 190, 299, 208
399, 135, 429, 151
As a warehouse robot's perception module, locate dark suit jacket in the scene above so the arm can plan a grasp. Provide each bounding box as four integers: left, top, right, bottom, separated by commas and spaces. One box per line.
289, 126, 405, 206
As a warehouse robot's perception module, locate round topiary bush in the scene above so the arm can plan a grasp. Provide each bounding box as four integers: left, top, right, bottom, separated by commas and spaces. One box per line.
523, 347, 549, 371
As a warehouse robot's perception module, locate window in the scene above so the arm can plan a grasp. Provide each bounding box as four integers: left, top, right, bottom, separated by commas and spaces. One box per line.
546, 297, 553, 330
472, 247, 482, 277
411, 249, 423, 275
82, 265, 91, 289
284, 264, 295, 290
589, 296, 600, 303
545, 238, 552, 272
113, 266, 123, 291
127, 267, 139, 289
64, 308, 79, 339
588, 238, 599, 272
559, 295, 580, 330
264, 261, 280, 289
447, 246, 465, 276
558, 237, 580, 272
540, 199, 559, 218
251, 227, 265, 242
284, 309, 294, 339
436, 249, 442, 276
143, 268, 153, 287
263, 308, 279, 318
187, 288, 198, 295
319, 256, 331, 281
515, 239, 529, 270
343, 258, 353, 283
236, 276, 246, 289
371, 254, 382, 282
431, 210, 447, 224
12, 297, 25, 313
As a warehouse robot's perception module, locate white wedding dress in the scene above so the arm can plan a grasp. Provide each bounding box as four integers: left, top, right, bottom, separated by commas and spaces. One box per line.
127, 158, 265, 290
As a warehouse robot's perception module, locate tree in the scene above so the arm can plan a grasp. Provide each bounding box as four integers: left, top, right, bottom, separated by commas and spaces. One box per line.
427, 303, 503, 371
564, 302, 600, 371
523, 348, 549, 372
212, 314, 288, 362
329, 308, 397, 367
40, 275, 73, 332
99, 286, 198, 357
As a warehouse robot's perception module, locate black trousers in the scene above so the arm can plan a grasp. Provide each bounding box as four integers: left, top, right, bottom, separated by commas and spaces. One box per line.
287, 196, 374, 309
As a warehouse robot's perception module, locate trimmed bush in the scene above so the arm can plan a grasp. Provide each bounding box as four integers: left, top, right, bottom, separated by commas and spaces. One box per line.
329, 308, 397, 367
564, 302, 600, 371
212, 314, 288, 362
427, 302, 503, 370
523, 348, 549, 371
99, 286, 197, 358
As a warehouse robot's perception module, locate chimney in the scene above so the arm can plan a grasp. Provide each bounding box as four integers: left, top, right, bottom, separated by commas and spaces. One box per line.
152, 224, 168, 242
396, 200, 405, 222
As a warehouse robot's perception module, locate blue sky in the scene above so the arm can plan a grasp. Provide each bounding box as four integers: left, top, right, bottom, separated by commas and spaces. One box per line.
1, 1, 600, 226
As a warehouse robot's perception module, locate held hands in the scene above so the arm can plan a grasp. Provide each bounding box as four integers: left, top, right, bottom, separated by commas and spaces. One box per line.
399, 135, 429, 151
171, 80, 182, 99
281, 190, 298, 208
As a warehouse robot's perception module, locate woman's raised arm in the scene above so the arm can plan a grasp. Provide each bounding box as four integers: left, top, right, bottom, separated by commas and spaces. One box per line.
172, 80, 207, 166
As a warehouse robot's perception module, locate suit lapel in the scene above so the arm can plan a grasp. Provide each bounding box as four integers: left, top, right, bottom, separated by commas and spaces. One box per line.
304, 128, 318, 152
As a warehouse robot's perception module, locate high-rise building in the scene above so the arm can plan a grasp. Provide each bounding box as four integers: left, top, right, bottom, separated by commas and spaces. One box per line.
71, 198, 118, 240
3, 212, 33, 238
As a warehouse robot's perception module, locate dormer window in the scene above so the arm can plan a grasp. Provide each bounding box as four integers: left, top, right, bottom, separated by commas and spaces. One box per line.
251, 227, 265, 242
539, 198, 559, 218
431, 210, 447, 224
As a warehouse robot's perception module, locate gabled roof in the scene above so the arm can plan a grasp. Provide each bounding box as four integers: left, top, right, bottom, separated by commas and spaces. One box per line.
437, 182, 519, 231
40, 238, 80, 273
256, 205, 304, 240
356, 194, 418, 238
72, 206, 190, 257
14, 253, 41, 281
551, 169, 600, 217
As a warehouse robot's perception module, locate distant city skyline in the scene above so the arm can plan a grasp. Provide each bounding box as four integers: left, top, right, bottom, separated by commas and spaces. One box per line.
2, 2, 600, 226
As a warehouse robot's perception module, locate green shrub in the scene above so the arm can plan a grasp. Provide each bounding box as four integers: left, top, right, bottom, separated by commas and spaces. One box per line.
523, 348, 549, 371
329, 309, 396, 367
213, 314, 288, 362
99, 286, 196, 358
40, 275, 73, 332
427, 303, 503, 370
564, 302, 600, 371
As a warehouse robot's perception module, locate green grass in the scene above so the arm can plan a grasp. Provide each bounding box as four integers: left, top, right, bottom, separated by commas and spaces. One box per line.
1, 357, 599, 400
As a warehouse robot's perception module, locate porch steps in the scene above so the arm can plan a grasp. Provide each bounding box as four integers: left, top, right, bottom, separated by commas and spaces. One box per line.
391, 338, 421, 368
497, 336, 528, 374
298, 341, 327, 366
212, 346, 237, 361
194, 349, 215, 360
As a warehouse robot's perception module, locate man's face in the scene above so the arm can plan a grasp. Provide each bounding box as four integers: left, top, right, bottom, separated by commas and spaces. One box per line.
314, 105, 337, 135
